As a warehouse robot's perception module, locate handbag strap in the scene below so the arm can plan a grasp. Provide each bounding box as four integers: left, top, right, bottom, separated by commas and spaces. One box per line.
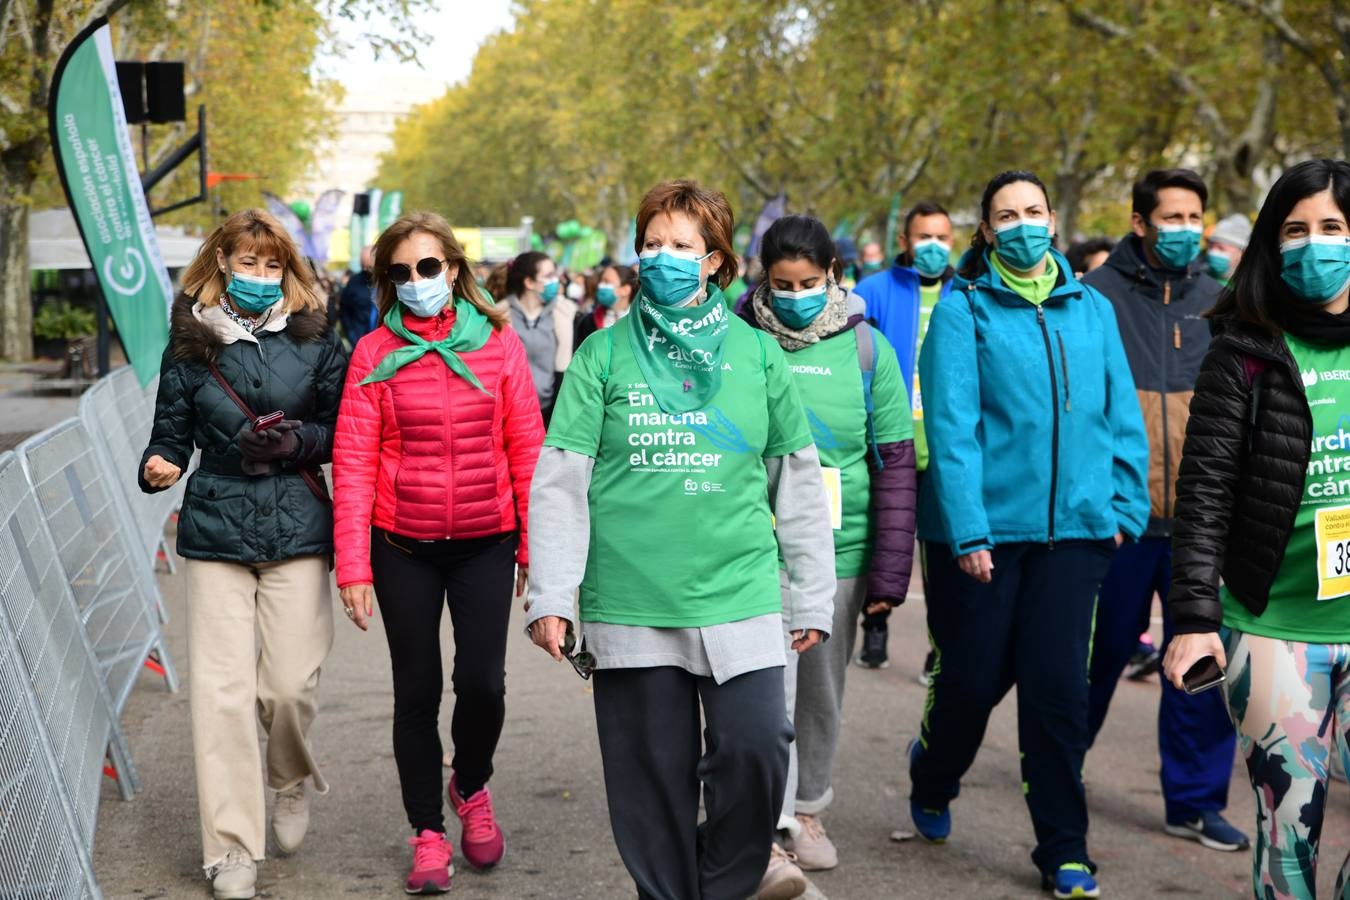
206, 361, 331, 506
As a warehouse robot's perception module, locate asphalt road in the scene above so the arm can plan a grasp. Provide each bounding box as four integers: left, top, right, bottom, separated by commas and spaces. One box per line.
93, 560, 1350, 900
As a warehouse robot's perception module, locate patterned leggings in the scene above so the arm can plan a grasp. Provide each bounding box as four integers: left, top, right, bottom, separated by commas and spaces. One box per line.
1224, 629, 1350, 899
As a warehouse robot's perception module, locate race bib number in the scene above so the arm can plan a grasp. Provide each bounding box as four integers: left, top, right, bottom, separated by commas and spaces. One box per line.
821, 467, 843, 530
1315, 505, 1350, 600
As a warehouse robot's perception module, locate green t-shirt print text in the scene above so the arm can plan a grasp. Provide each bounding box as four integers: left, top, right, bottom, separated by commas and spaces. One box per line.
546, 318, 813, 629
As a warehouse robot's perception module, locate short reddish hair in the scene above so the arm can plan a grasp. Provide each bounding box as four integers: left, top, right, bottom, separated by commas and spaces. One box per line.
634, 180, 737, 289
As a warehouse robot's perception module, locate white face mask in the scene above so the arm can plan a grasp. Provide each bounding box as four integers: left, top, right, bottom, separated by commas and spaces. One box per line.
566, 281, 585, 301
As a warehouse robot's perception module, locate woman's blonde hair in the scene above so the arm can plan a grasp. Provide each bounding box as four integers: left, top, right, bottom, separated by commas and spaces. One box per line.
372, 212, 508, 328
181, 209, 324, 313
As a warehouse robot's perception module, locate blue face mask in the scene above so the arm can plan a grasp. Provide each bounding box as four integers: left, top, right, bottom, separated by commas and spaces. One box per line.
860, 259, 884, 275
539, 278, 560, 303
639, 248, 711, 307
596, 284, 618, 307
992, 219, 1053, 271
771, 286, 828, 329
1281, 235, 1350, 304
1206, 248, 1234, 279
911, 239, 951, 279
396, 274, 451, 318
1152, 224, 1203, 270
226, 271, 283, 313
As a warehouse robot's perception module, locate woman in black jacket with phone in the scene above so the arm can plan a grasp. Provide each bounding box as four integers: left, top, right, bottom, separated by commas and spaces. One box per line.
1165, 159, 1350, 899
139, 209, 347, 900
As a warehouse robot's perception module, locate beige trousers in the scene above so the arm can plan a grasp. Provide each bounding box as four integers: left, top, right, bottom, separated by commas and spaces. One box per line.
185, 556, 334, 869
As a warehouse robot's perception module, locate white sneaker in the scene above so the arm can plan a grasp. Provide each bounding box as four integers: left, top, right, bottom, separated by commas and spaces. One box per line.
786, 813, 838, 870
757, 843, 808, 900
210, 847, 256, 900
272, 782, 309, 854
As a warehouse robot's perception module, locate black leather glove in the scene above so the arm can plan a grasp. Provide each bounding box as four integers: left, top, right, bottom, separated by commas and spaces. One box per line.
237, 419, 301, 463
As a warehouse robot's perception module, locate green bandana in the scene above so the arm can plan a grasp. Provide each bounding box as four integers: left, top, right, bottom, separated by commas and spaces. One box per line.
361, 298, 492, 392
626, 284, 730, 413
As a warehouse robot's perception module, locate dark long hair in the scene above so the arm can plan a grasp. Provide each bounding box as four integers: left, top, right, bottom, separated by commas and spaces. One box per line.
959, 170, 1052, 281
1210, 158, 1350, 332
760, 215, 843, 281
504, 251, 551, 298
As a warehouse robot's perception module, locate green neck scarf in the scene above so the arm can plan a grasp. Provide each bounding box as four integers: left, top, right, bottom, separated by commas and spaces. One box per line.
361, 299, 492, 392
626, 284, 730, 413
991, 251, 1060, 306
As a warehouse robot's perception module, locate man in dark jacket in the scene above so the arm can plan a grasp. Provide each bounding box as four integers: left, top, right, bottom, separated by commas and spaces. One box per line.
1082, 169, 1249, 852
339, 245, 377, 348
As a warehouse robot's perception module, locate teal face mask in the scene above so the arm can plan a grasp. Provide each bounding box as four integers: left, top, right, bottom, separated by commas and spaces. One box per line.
860, 259, 884, 275
596, 284, 618, 307
1152, 224, 1203, 270
770, 286, 828, 329
992, 219, 1052, 271
226, 271, 284, 313
1206, 248, 1234, 279
911, 239, 951, 279
1281, 235, 1350, 304
639, 248, 712, 307
539, 278, 560, 303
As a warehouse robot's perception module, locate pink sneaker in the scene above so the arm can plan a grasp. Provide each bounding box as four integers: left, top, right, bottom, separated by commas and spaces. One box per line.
448, 775, 505, 870
404, 830, 453, 894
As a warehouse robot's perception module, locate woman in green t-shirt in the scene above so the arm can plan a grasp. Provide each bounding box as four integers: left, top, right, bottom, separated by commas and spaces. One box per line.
524, 180, 837, 900
740, 215, 917, 878
1166, 158, 1350, 899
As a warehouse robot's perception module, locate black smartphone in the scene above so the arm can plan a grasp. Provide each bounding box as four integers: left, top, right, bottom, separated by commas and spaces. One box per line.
1182, 655, 1226, 695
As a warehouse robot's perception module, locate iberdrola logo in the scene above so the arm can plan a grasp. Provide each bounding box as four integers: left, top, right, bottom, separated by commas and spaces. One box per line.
1304, 368, 1319, 388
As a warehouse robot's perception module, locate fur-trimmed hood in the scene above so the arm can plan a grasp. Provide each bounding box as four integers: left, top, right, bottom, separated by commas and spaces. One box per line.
169, 292, 330, 365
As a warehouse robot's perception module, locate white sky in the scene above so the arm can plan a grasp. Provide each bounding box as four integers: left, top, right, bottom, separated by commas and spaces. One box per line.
318, 0, 516, 106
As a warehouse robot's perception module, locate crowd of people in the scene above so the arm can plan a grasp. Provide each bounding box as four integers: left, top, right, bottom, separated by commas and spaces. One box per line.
137, 159, 1350, 900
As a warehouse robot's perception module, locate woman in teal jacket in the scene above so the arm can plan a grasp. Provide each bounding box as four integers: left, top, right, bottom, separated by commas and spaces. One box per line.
910, 170, 1149, 900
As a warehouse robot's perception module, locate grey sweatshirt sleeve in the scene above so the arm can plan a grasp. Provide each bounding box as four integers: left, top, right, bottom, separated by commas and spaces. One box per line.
524, 446, 593, 630
766, 445, 837, 637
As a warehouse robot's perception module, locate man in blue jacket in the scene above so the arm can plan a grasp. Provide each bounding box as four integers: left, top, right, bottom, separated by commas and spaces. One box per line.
1082, 169, 1249, 853
853, 202, 955, 673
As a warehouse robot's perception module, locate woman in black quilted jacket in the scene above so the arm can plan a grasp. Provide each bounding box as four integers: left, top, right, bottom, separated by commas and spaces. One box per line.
138, 209, 347, 900
1165, 158, 1350, 899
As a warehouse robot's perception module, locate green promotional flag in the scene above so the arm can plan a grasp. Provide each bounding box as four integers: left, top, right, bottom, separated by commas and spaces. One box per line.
48, 18, 172, 385
379, 190, 403, 233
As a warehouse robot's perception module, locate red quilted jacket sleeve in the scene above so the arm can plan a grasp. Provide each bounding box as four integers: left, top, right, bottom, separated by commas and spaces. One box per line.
332, 332, 385, 588
498, 327, 545, 565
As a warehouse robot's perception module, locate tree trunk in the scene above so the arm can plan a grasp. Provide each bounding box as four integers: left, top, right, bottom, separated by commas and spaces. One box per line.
1054, 171, 1085, 251
0, 199, 31, 362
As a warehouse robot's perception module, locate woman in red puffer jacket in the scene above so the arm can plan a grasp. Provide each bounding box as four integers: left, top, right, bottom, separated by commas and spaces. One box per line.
333, 211, 544, 895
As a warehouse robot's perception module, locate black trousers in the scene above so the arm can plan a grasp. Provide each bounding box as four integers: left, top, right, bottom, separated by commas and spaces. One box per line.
911, 539, 1113, 875
370, 527, 517, 833
593, 665, 792, 900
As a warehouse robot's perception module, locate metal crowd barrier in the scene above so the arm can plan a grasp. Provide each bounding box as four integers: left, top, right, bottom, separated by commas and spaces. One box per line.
79, 368, 185, 585
18, 420, 179, 711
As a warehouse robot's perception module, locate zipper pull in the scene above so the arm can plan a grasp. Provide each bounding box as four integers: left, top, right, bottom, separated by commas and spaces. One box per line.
1037, 306, 1045, 324
1174, 323, 1181, 350
1164, 281, 1171, 305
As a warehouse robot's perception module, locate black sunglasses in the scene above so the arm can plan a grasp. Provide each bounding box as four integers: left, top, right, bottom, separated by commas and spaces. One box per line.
562, 631, 596, 680
387, 257, 447, 285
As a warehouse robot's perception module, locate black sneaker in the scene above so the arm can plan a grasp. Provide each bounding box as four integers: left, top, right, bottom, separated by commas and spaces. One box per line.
917, 649, 936, 686
857, 625, 890, 669
1125, 647, 1161, 681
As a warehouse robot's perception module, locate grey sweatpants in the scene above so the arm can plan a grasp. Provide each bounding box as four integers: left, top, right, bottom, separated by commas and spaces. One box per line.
783, 576, 867, 825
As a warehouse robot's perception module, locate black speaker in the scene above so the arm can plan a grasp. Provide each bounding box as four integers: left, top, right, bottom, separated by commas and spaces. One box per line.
352, 192, 371, 216
116, 61, 145, 124
145, 62, 185, 123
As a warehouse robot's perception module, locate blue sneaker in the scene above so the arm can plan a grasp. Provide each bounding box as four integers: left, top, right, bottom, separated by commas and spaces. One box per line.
1042, 863, 1100, 898
1164, 811, 1251, 852
907, 739, 950, 843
